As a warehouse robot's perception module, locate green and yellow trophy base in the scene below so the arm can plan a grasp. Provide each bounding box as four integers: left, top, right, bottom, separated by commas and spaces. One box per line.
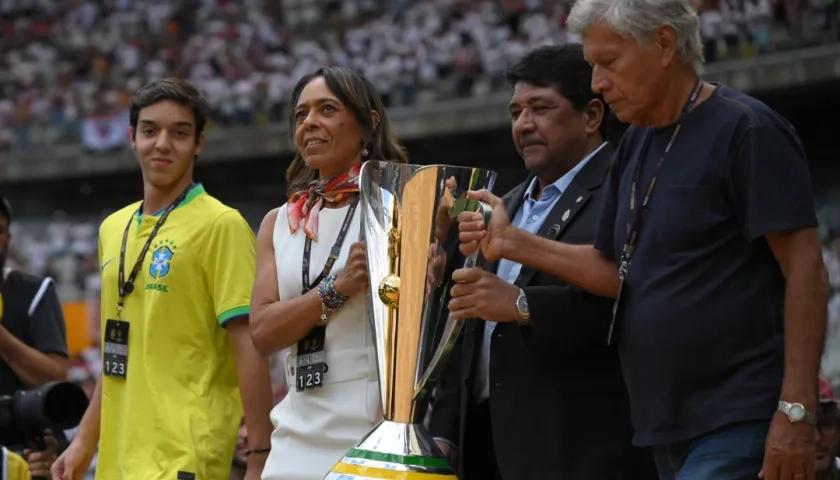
324, 420, 458, 480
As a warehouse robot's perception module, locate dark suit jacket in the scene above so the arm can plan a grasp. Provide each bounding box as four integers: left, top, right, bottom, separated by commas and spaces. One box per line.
428, 145, 656, 480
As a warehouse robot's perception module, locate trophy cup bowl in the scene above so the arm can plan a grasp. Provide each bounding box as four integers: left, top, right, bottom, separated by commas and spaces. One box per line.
323, 161, 496, 480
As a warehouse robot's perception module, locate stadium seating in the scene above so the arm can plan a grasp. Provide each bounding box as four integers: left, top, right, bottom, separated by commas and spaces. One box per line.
0, 0, 835, 151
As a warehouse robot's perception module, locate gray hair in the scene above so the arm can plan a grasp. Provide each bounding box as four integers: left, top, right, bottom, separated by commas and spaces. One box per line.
567, 0, 704, 72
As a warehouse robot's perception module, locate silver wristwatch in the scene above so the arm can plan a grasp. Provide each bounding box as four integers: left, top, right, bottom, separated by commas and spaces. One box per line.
777, 400, 817, 425
515, 289, 531, 326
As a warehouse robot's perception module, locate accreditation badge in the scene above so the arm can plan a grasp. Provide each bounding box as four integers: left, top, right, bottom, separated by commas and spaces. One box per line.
103, 319, 130, 379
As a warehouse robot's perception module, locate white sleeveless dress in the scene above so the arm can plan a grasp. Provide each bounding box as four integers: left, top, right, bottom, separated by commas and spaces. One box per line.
261, 203, 381, 480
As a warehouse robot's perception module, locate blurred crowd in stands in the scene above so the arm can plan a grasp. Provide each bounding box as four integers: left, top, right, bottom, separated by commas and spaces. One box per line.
0, 0, 837, 151
5, 212, 102, 303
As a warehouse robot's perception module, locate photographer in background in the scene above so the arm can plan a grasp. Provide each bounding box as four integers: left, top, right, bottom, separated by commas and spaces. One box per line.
0, 196, 69, 476
0, 196, 69, 395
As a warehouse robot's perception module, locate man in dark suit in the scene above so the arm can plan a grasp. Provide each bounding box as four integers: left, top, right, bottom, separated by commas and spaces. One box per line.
428, 44, 656, 480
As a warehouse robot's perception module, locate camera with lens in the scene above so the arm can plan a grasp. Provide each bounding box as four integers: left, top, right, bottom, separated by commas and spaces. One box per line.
0, 381, 89, 453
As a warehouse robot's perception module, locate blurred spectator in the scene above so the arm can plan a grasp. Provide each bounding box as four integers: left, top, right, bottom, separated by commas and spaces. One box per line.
820, 211, 840, 384
7, 212, 99, 303
230, 419, 248, 480
817, 377, 840, 479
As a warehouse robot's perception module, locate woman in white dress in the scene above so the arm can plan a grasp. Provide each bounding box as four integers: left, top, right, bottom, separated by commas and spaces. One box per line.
250, 66, 409, 480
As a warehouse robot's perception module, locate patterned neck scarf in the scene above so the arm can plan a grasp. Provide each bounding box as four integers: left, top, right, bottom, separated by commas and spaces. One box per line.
287, 162, 362, 241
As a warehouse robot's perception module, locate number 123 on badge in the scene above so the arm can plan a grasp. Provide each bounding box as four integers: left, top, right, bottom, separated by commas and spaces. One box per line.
103, 319, 130, 379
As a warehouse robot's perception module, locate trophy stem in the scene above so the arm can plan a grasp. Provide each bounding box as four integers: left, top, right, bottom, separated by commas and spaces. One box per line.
324, 420, 457, 479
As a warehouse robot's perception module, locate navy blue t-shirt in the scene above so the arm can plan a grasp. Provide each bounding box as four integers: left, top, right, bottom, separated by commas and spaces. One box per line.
594, 84, 818, 446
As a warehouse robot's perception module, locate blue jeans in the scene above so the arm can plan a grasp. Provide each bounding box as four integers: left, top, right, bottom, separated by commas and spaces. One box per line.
653, 420, 769, 480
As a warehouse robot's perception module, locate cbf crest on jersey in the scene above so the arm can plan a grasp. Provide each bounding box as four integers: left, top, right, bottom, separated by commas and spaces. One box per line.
150, 239, 178, 280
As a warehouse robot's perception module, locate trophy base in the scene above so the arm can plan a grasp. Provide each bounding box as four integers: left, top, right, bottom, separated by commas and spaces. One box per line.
324, 420, 458, 479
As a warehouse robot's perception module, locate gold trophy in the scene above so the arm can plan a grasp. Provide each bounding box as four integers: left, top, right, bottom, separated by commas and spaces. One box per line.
324, 161, 495, 480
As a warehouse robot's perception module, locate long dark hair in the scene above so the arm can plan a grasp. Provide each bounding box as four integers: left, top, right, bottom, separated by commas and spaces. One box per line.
286, 67, 409, 197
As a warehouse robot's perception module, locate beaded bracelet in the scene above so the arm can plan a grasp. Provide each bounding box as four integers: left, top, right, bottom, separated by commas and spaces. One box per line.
317, 274, 349, 323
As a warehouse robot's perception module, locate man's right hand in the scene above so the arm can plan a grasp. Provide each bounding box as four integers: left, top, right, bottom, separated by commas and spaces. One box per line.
457, 189, 510, 260
434, 440, 458, 469
51, 438, 95, 480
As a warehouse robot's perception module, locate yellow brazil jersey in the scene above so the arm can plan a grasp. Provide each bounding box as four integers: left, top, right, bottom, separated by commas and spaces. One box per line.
1, 447, 31, 480
96, 184, 255, 480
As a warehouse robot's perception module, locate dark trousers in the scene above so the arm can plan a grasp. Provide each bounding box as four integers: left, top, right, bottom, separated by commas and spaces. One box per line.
462, 401, 504, 480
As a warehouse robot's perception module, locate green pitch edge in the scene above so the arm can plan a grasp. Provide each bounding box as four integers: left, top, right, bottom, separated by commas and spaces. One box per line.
345, 448, 451, 469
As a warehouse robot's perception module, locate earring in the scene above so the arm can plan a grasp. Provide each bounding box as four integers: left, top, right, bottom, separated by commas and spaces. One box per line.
361, 148, 369, 157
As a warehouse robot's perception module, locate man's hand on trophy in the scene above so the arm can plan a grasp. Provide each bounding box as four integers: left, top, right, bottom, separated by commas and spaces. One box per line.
457, 189, 509, 261
448, 267, 519, 322
435, 440, 458, 469
334, 241, 369, 297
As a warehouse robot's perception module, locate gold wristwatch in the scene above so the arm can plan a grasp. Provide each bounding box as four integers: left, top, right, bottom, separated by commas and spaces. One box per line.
515, 289, 531, 326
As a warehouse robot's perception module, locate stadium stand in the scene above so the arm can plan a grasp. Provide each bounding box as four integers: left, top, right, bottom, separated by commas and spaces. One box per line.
0, 0, 836, 151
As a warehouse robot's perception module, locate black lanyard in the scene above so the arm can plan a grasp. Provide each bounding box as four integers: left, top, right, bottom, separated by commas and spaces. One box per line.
618, 78, 703, 279
301, 197, 359, 295
116, 184, 195, 317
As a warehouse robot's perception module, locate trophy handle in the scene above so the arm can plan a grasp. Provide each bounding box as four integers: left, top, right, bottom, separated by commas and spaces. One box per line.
413, 199, 493, 403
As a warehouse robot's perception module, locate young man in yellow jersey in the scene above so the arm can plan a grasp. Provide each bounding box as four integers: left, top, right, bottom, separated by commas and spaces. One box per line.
52, 78, 274, 480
